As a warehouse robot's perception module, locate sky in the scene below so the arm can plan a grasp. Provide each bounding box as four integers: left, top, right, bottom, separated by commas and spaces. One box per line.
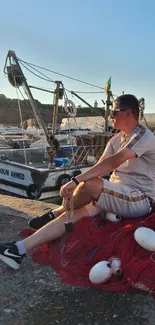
0, 0, 155, 112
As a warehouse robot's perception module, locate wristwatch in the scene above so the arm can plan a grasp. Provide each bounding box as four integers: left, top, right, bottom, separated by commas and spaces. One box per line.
71, 176, 79, 185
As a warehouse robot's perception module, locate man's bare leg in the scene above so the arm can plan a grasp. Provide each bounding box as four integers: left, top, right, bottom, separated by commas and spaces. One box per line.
53, 178, 103, 216
29, 178, 103, 231
52, 205, 65, 217
72, 178, 103, 209
0, 179, 103, 270
24, 206, 88, 251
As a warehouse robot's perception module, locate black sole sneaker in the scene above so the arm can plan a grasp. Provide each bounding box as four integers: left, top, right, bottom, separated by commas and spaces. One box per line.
28, 210, 55, 230
0, 243, 25, 270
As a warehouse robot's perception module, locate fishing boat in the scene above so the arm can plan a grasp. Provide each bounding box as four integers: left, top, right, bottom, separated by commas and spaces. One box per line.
0, 51, 118, 200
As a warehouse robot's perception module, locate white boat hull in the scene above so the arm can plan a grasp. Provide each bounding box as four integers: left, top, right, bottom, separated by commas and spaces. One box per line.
0, 159, 49, 200
0, 132, 110, 200
0, 158, 88, 200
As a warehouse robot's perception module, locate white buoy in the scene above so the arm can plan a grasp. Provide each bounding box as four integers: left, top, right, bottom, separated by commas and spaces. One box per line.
106, 212, 122, 222
87, 155, 97, 166
89, 261, 112, 284
134, 227, 155, 251
108, 257, 122, 274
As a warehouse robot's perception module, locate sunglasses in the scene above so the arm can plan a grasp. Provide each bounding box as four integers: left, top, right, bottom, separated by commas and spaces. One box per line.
110, 108, 127, 119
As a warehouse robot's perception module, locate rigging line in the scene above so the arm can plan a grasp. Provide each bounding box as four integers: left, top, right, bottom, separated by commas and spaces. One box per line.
19, 61, 55, 83
112, 94, 119, 98
29, 85, 55, 93
111, 93, 115, 101
14, 85, 28, 165
65, 118, 76, 162
20, 60, 56, 84
18, 87, 44, 135
142, 114, 150, 129
63, 90, 92, 164
73, 117, 90, 156
18, 87, 38, 119
65, 89, 105, 118
65, 87, 105, 102
70, 91, 105, 94
18, 57, 104, 90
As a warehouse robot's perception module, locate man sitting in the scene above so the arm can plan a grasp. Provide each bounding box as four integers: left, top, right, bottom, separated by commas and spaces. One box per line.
0, 94, 154, 270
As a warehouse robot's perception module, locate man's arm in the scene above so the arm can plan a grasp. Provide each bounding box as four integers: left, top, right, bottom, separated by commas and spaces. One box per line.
97, 138, 114, 164
60, 147, 136, 197
75, 147, 136, 183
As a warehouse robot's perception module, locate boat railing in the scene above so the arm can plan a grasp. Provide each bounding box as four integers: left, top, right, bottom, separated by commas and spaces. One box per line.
68, 143, 109, 166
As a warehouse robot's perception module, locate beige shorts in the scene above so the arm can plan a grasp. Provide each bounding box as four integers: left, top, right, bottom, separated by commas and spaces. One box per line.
84, 179, 152, 218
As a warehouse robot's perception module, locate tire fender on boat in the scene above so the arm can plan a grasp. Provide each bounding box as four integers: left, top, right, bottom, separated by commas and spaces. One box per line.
57, 174, 71, 188
64, 99, 77, 117
26, 184, 40, 200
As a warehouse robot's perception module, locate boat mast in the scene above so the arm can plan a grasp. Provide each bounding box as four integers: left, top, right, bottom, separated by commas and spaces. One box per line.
104, 84, 112, 132
52, 81, 62, 136
104, 91, 111, 132
5, 51, 49, 139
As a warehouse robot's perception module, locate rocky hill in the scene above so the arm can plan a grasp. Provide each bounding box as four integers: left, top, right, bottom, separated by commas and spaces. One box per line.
0, 94, 105, 126
0, 94, 59, 126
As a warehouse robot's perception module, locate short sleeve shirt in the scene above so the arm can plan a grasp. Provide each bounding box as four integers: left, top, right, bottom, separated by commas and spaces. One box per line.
102, 124, 155, 200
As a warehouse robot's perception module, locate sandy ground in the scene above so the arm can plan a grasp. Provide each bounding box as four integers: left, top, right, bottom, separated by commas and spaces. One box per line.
0, 195, 155, 325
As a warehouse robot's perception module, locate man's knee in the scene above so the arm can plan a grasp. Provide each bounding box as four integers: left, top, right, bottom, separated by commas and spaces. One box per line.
77, 178, 103, 200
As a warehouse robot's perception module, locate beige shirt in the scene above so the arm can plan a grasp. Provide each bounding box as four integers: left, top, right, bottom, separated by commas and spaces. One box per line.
103, 124, 155, 200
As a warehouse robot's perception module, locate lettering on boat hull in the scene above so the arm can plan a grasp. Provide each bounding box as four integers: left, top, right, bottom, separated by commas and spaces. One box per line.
11, 171, 24, 180
0, 168, 25, 180
0, 168, 9, 176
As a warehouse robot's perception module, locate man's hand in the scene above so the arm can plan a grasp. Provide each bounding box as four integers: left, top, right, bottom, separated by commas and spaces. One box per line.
62, 197, 71, 210
60, 180, 77, 198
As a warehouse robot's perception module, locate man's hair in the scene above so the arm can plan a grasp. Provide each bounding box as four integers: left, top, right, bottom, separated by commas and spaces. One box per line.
115, 94, 139, 120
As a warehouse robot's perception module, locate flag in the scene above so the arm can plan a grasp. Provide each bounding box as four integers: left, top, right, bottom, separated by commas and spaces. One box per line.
107, 77, 111, 88
104, 77, 111, 94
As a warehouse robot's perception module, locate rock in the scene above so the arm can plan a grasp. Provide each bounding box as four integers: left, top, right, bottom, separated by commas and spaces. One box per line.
4, 308, 15, 314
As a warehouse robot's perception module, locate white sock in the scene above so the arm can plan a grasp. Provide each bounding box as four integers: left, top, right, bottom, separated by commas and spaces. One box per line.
51, 211, 56, 218
15, 241, 26, 255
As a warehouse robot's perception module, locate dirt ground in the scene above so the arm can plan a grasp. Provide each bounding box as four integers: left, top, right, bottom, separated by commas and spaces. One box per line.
0, 195, 155, 325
